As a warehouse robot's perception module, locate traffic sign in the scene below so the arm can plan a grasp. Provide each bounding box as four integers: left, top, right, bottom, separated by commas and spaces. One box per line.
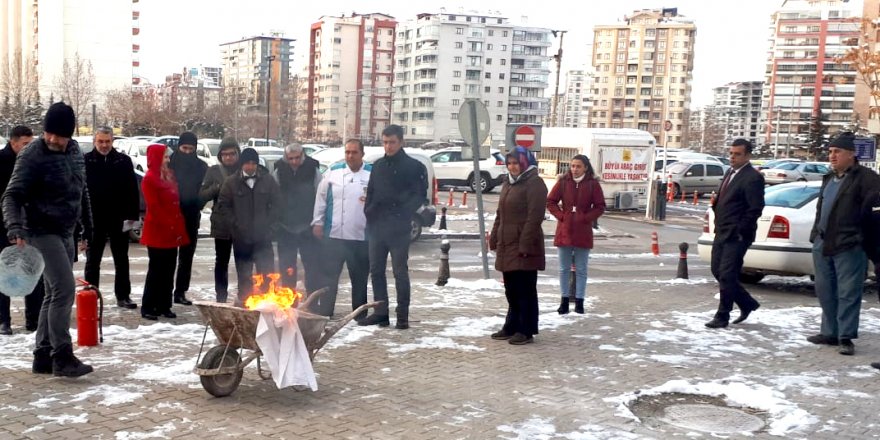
458, 99, 490, 160
854, 136, 876, 162
504, 124, 542, 152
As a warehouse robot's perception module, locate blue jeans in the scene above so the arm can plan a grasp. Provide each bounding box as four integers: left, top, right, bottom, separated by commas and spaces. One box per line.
812, 240, 867, 340
557, 246, 590, 299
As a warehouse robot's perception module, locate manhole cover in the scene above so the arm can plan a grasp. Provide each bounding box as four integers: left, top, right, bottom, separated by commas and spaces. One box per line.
658, 403, 765, 434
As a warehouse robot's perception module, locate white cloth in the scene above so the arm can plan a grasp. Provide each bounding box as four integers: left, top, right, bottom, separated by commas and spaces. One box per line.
243, 171, 256, 189
253, 303, 318, 391
312, 163, 371, 241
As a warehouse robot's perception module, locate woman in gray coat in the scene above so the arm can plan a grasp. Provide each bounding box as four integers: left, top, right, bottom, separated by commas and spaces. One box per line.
488, 146, 547, 345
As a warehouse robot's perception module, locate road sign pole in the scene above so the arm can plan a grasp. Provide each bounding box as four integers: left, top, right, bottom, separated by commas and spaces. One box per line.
467, 100, 490, 279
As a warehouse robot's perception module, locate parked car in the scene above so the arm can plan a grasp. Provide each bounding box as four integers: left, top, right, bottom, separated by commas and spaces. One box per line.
73, 136, 94, 154
761, 162, 829, 185
666, 160, 728, 196
150, 136, 215, 166
430, 148, 506, 192
129, 168, 147, 243
121, 139, 152, 172
246, 138, 278, 148
755, 158, 802, 171
301, 144, 327, 156
697, 181, 821, 283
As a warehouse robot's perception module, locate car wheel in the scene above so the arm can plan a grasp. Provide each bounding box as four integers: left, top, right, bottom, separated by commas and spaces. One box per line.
739, 271, 765, 284
672, 183, 682, 198
410, 216, 422, 242
468, 172, 490, 193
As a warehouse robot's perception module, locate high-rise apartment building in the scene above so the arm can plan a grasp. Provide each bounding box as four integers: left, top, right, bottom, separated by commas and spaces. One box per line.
760, 0, 860, 152
509, 27, 552, 125
712, 81, 763, 145
220, 34, 294, 139
158, 66, 223, 114
0, 0, 137, 97
307, 13, 396, 142
560, 69, 594, 128
590, 8, 696, 148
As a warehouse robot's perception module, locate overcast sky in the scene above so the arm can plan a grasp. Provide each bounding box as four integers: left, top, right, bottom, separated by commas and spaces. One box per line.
137, 0, 837, 108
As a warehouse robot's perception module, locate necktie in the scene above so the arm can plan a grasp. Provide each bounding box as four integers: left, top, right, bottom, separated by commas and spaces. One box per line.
719, 170, 733, 195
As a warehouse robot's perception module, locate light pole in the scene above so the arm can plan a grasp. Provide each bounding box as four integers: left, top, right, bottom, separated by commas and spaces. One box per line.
550, 30, 567, 127
265, 55, 276, 142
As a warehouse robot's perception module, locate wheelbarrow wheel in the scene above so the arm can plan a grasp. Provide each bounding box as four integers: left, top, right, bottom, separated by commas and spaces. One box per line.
199, 345, 243, 397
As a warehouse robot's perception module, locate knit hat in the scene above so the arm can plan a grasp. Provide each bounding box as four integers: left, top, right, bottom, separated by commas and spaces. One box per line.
219, 137, 240, 154
44, 102, 76, 138
178, 131, 198, 148
828, 132, 855, 151
240, 148, 259, 164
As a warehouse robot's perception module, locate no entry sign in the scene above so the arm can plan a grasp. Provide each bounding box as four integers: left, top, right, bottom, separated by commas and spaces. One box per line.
505, 124, 542, 152
514, 125, 536, 148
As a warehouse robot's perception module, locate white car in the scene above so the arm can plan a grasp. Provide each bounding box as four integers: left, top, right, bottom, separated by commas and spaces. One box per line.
697, 181, 821, 283
430, 148, 506, 192
121, 139, 152, 172
760, 162, 829, 185
150, 136, 216, 166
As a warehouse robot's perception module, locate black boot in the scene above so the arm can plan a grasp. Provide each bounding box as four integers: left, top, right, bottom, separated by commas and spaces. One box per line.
574, 298, 585, 314
32, 347, 52, 374
52, 346, 93, 377
557, 297, 570, 315
174, 294, 193, 306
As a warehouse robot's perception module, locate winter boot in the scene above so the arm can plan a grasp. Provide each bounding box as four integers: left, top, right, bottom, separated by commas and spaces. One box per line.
557, 297, 570, 315
574, 298, 585, 314
52, 346, 93, 378
32, 347, 52, 374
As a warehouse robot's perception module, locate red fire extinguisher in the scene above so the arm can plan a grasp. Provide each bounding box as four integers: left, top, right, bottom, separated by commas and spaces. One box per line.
75, 279, 103, 346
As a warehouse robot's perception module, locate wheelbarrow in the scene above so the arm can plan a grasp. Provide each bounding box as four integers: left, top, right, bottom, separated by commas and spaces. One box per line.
193, 287, 381, 397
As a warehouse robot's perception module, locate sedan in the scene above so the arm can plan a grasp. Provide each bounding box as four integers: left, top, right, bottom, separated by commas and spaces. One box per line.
697, 181, 821, 283
761, 162, 829, 185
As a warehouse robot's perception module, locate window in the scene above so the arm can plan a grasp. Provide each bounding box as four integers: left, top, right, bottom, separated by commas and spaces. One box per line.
456, 27, 464, 35
455, 42, 463, 49
452, 85, 461, 91
454, 71, 461, 77
488, 30, 494, 36
452, 99, 460, 105
501, 59, 506, 65
486, 58, 492, 65
487, 43, 493, 50
497, 101, 503, 107
496, 115, 503, 121
501, 44, 507, 51
452, 112, 459, 119
485, 86, 491, 93
503, 31, 508, 37
685, 165, 704, 177
498, 87, 504, 93
485, 72, 491, 79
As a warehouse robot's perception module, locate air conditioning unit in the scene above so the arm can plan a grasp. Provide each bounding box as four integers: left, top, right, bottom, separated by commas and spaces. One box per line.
614, 191, 640, 210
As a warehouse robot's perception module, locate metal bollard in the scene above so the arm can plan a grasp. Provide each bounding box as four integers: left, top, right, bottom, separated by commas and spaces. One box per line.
676, 242, 689, 279
436, 239, 451, 286
439, 206, 448, 230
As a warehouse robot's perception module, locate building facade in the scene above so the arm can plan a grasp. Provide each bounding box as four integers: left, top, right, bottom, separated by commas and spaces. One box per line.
307, 13, 396, 143
509, 27, 552, 126
760, 0, 860, 154
590, 8, 696, 148
158, 66, 223, 114
559, 69, 594, 128
712, 81, 763, 146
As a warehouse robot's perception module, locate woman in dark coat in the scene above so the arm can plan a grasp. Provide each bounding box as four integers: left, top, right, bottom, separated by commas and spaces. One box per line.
546, 154, 605, 314
140, 144, 190, 320
488, 146, 547, 345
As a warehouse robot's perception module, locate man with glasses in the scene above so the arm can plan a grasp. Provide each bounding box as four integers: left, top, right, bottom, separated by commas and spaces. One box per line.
199, 138, 241, 302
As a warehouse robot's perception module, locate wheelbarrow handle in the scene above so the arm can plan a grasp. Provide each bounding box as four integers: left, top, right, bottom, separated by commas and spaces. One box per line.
298, 287, 329, 311
311, 301, 384, 357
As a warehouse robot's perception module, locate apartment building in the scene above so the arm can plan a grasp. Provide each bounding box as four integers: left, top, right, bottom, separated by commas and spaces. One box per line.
760, 0, 860, 152
307, 13, 396, 142
560, 69, 594, 128
712, 81, 763, 146
158, 66, 223, 114
509, 27, 553, 125
590, 8, 696, 148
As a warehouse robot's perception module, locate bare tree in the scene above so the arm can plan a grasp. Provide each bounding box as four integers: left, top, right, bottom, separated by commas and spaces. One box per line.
54, 52, 96, 135
0, 50, 41, 133
836, 18, 880, 129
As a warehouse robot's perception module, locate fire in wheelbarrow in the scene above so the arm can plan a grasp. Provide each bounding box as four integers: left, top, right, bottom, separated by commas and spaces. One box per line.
193, 273, 380, 397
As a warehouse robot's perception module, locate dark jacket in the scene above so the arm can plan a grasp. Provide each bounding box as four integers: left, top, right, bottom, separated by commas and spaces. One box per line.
810, 164, 880, 257
84, 148, 139, 227
711, 164, 764, 243
364, 149, 428, 237
199, 163, 239, 239
0, 143, 17, 240
141, 144, 189, 249
490, 167, 547, 272
275, 156, 320, 234
2, 137, 92, 241
169, 151, 207, 217
217, 168, 282, 245
547, 172, 606, 249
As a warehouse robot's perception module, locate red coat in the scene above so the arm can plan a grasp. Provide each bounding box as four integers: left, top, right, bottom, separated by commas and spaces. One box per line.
140, 144, 190, 249
546, 172, 605, 249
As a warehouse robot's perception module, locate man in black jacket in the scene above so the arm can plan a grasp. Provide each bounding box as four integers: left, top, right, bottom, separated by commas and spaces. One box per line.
360, 125, 428, 329
0, 125, 44, 335
83, 127, 140, 309
169, 131, 207, 305
705, 139, 764, 329
199, 137, 240, 303
808, 132, 880, 356
217, 148, 281, 304
2, 102, 94, 377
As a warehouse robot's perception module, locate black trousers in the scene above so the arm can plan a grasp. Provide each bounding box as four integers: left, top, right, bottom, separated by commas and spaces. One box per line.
214, 238, 233, 302
174, 212, 200, 297
369, 232, 411, 321
501, 270, 539, 337
277, 229, 322, 293
710, 236, 759, 321
0, 277, 45, 326
233, 240, 275, 304
143, 247, 178, 316
316, 238, 369, 318
84, 222, 132, 301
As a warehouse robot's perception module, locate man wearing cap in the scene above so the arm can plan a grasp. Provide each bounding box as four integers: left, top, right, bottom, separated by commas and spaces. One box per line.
199, 137, 240, 303
808, 132, 880, 356
0, 125, 44, 335
217, 148, 281, 304
1, 102, 94, 377
83, 126, 140, 310
169, 131, 207, 305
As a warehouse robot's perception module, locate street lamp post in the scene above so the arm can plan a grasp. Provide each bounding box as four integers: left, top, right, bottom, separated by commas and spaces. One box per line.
550, 30, 567, 127
265, 55, 276, 142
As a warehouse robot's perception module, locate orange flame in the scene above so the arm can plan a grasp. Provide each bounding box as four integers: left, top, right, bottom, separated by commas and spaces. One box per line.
244, 273, 302, 310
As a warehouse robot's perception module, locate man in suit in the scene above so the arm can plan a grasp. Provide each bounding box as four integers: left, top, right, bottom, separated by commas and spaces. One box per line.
705, 138, 765, 329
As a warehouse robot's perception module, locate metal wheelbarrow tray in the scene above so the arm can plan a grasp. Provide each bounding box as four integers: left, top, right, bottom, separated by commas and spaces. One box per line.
192, 287, 380, 397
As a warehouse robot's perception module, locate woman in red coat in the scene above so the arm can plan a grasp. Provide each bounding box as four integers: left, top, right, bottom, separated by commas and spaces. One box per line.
546, 154, 605, 314
140, 144, 190, 320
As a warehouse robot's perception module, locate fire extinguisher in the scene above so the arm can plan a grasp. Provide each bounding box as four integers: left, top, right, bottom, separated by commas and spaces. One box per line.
75, 279, 103, 346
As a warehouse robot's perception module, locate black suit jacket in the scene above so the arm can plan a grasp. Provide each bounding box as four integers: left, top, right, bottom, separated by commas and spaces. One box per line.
712, 164, 764, 243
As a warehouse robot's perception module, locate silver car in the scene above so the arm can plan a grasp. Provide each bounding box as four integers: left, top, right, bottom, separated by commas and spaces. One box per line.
667, 160, 728, 197
761, 162, 829, 185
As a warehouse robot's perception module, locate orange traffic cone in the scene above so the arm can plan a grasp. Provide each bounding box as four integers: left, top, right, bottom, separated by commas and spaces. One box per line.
447, 188, 454, 207
680, 189, 686, 203
692, 191, 699, 205
460, 191, 468, 207
651, 231, 660, 256
710, 191, 716, 206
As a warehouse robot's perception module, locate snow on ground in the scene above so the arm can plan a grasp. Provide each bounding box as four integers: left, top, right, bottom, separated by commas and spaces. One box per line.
497, 417, 646, 440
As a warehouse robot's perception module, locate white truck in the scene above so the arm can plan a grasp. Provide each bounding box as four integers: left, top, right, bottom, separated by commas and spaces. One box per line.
534, 128, 656, 210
